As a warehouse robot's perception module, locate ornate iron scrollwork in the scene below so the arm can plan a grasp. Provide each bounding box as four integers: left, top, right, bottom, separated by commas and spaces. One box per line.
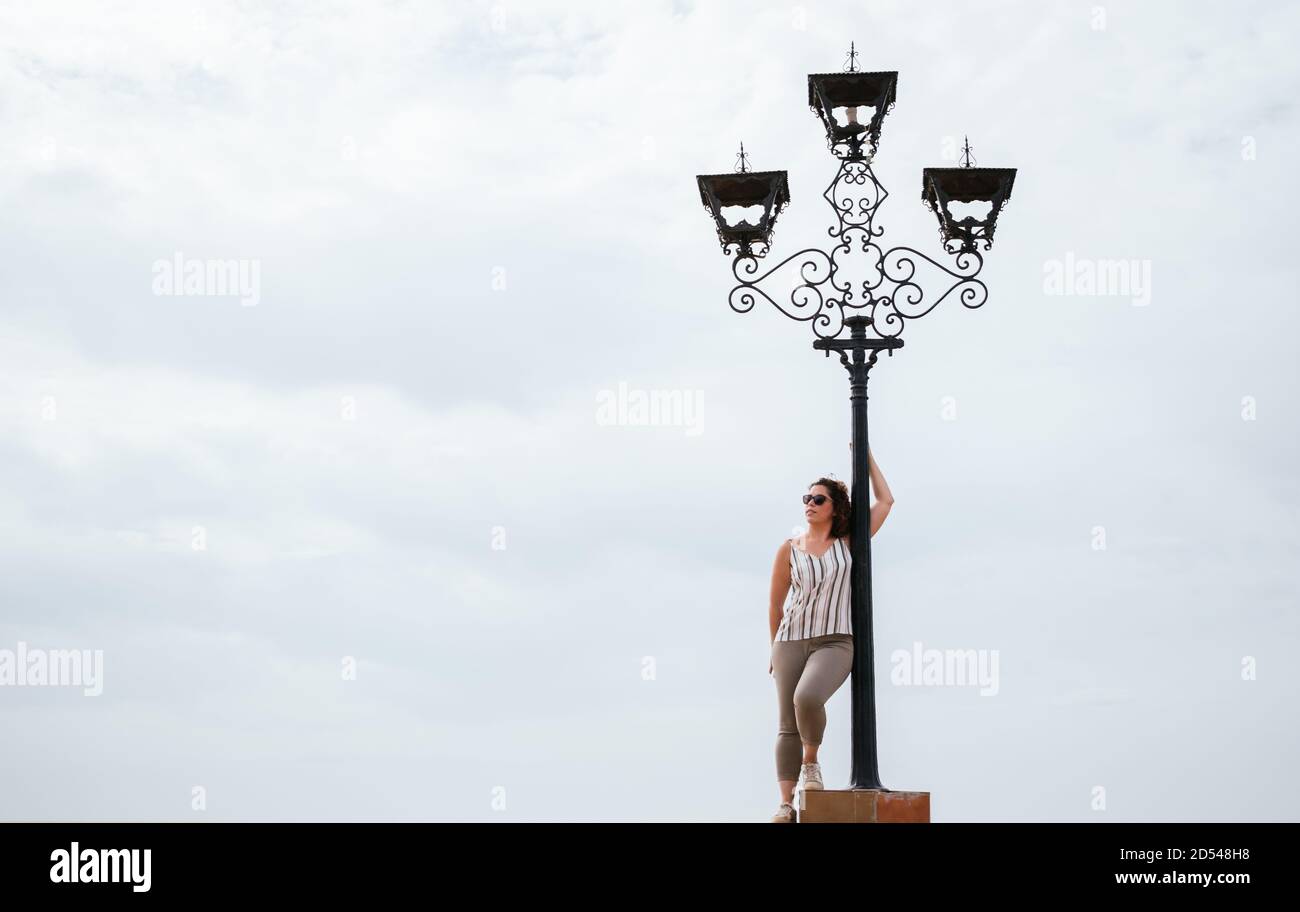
725, 158, 986, 343
729, 246, 846, 337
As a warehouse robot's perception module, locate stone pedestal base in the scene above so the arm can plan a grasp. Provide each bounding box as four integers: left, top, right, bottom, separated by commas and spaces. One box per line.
797, 788, 930, 823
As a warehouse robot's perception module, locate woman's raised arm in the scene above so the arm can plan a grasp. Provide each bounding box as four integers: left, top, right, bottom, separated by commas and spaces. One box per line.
867, 447, 894, 538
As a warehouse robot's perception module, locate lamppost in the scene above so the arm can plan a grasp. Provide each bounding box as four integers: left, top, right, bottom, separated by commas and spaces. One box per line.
695, 44, 1017, 797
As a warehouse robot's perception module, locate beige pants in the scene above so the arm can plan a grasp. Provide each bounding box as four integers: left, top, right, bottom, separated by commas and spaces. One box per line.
771, 633, 854, 781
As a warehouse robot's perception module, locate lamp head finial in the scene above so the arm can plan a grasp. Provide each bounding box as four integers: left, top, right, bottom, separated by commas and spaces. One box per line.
959, 135, 977, 168
734, 141, 751, 173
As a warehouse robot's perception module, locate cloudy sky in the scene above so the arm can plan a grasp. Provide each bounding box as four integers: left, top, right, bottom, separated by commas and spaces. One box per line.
1, 0, 1296, 822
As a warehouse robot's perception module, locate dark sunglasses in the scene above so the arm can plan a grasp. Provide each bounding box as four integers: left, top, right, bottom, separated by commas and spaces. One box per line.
802, 494, 828, 506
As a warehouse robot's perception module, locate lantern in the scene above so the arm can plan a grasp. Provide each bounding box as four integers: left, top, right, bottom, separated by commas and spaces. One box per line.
696, 145, 791, 258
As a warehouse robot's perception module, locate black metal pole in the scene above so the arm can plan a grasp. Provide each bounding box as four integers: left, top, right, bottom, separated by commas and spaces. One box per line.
813, 315, 902, 791
847, 339, 882, 790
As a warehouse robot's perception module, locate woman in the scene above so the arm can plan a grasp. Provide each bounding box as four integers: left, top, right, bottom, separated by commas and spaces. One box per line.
768, 447, 894, 823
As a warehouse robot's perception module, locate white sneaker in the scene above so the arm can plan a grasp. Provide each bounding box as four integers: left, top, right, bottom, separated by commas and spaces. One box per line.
799, 761, 824, 790
770, 801, 796, 823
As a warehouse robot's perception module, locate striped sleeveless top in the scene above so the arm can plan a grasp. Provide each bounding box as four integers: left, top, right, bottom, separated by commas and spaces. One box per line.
775, 535, 853, 641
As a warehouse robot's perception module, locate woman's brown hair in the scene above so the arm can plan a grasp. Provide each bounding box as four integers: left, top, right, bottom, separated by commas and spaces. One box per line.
809, 476, 851, 539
